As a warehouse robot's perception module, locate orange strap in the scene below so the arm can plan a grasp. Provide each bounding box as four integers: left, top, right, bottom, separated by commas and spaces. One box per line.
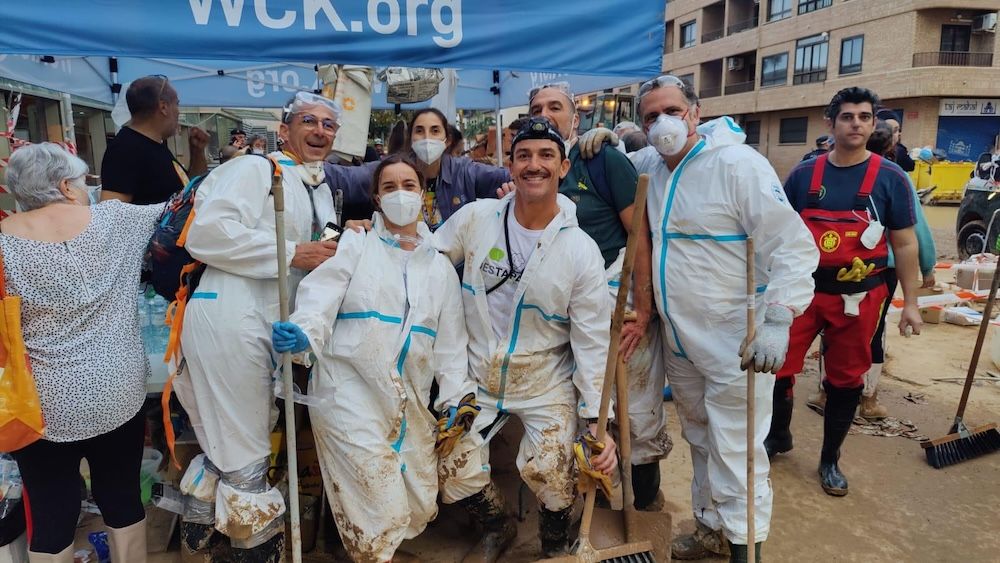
172, 161, 190, 187
161, 369, 181, 469
176, 208, 196, 248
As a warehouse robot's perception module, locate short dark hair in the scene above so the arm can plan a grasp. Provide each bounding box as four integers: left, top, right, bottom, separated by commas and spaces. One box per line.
867, 120, 894, 158
370, 153, 425, 209
126, 76, 174, 119
507, 117, 528, 132
825, 87, 880, 120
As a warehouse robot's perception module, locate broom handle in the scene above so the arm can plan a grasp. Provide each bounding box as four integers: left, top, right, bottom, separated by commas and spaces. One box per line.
955, 262, 1000, 423
578, 174, 649, 542
272, 175, 303, 563
746, 238, 756, 561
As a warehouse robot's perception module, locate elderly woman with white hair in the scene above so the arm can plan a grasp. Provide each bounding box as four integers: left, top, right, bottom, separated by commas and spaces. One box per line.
1, 143, 164, 563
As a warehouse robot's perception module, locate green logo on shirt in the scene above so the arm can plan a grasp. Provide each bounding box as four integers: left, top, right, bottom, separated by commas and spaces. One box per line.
489, 247, 506, 261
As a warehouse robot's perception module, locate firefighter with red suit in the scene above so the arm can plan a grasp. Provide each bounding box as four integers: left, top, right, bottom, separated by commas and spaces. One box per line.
768, 87, 923, 497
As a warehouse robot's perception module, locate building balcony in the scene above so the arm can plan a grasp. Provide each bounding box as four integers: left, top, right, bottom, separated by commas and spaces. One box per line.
724, 80, 755, 95
700, 86, 722, 99
702, 28, 725, 44
727, 16, 758, 36
912, 51, 994, 67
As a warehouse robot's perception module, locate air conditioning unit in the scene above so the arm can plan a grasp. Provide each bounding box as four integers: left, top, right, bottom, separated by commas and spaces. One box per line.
973, 13, 997, 32
728, 57, 745, 71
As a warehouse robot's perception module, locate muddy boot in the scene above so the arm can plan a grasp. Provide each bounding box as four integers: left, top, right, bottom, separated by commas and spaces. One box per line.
457, 482, 516, 563
671, 520, 730, 560
538, 506, 571, 557
181, 521, 218, 553
819, 382, 863, 497
764, 378, 794, 458
806, 379, 826, 415
859, 391, 888, 421
230, 532, 285, 563
728, 541, 762, 563
631, 462, 662, 510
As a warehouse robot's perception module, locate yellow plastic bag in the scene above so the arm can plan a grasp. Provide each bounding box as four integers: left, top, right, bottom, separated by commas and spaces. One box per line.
0, 251, 44, 451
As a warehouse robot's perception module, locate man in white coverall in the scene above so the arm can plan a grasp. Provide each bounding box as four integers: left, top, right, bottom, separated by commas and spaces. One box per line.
172, 92, 341, 561
628, 75, 818, 563
435, 118, 618, 561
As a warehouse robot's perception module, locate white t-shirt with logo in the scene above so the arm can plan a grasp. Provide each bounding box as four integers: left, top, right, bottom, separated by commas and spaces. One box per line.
481, 208, 544, 341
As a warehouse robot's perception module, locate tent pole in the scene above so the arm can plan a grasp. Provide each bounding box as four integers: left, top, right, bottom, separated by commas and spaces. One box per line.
492, 70, 502, 167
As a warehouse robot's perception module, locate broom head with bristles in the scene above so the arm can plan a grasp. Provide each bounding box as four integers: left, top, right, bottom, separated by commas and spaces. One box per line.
921, 422, 1000, 469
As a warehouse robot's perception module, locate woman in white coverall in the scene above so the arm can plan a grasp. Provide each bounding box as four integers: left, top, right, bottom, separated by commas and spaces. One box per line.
272, 155, 475, 563
629, 76, 818, 563
173, 93, 341, 561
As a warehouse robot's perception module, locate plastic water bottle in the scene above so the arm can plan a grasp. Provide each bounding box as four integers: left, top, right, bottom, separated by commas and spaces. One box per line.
87, 531, 110, 563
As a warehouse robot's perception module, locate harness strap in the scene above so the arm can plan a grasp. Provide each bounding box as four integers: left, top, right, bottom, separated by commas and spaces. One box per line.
807, 153, 883, 210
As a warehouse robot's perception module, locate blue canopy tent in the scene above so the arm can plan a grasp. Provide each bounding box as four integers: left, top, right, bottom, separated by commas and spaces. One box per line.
0, 1, 664, 109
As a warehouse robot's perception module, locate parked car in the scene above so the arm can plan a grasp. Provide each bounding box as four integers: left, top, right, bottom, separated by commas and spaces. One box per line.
956, 152, 1000, 259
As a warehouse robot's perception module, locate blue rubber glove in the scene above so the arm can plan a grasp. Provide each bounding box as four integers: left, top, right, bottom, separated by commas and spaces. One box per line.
272, 321, 309, 353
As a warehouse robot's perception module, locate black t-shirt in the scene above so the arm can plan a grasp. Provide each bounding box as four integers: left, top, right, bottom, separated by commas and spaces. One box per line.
100, 126, 186, 204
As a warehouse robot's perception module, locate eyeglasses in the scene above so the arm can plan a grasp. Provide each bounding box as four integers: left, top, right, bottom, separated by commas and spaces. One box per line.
146, 74, 170, 101
637, 75, 687, 99
298, 114, 338, 134
528, 81, 575, 107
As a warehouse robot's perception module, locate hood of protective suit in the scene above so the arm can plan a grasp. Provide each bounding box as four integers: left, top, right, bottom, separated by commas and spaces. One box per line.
694, 116, 747, 153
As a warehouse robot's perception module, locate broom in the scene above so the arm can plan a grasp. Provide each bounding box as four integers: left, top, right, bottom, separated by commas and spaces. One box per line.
921, 261, 1000, 468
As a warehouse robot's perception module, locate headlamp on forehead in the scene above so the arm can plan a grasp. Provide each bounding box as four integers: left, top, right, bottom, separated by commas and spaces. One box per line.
510, 117, 566, 160
282, 91, 342, 124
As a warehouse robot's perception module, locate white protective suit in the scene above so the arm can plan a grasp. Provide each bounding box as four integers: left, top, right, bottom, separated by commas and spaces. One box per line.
605, 251, 671, 465
434, 192, 612, 512
289, 215, 473, 563
629, 117, 818, 544
173, 152, 335, 546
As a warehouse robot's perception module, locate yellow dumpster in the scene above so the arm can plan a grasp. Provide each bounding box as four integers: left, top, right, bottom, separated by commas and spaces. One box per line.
909, 161, 975, 203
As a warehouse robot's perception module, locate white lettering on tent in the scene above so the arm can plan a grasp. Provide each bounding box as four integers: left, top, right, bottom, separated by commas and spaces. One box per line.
368, 0, 401, 34
431, 0, 461, 48
189, 0, 245, 26
406, 0, 430, 36
246, 69, 302, 98
304, 0, 347, 31
255, 0, 296, 29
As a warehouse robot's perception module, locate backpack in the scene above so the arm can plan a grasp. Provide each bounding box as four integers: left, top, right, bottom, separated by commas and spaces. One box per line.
146, 154, 279, 300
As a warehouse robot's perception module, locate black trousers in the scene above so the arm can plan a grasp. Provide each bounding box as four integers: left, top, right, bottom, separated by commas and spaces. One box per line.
12, 409, 146, 553
870, 268, 899, 364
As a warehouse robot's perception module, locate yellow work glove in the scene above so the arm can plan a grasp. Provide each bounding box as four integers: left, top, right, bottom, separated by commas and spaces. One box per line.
836, 257, 875, 282
573, 432, 613, 499
434, 393, 481, 457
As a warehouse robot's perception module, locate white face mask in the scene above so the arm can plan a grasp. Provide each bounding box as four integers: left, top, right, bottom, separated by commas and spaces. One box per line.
411, 139, 446, 165
647, 114, 690, 156
380, 190, 423, 227
301, 162, 325, 186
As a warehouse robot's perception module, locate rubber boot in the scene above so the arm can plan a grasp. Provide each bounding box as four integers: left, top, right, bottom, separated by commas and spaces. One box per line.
27, 545, 74, 563
631, 462, 663, 510
728, 541, 763, 563
230, 532, 285, 563
108, 518, 147, 563
538, 506, 572, 558
764, 377, 794, 458
671, 520, 730, 560
457, 482, 517, 563
181, 521, 218, 553
819, 382, 863, 497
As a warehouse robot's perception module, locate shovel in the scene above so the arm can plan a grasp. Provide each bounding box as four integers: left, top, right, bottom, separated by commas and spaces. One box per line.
542, 174, 671, 562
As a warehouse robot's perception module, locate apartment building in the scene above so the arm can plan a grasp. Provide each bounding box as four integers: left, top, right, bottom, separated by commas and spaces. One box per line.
662, 0, 1000, 177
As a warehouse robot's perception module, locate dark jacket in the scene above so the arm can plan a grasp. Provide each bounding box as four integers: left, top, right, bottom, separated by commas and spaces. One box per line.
324, 154, 510, 222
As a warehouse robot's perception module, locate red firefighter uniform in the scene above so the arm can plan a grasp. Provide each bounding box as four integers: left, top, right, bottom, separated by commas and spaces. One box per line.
778, 154, 889, 388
